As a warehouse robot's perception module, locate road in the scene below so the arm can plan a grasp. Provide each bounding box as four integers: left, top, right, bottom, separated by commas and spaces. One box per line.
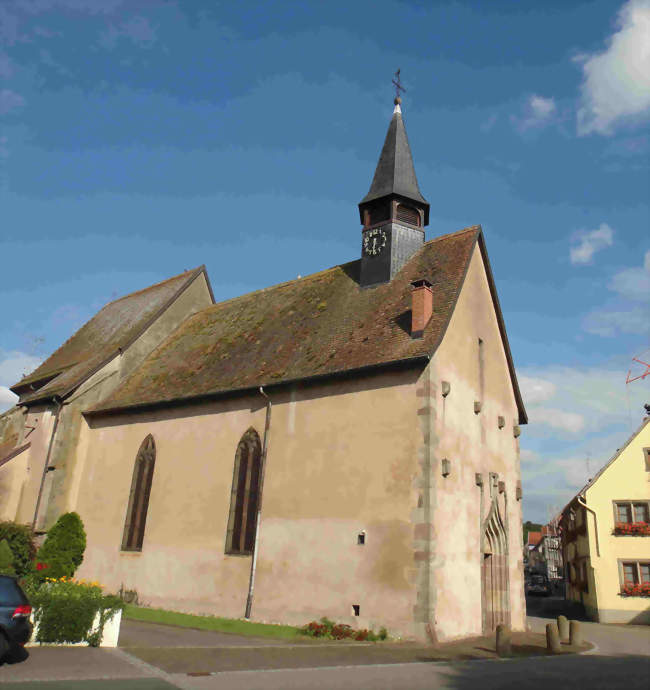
0, 597, 647, 689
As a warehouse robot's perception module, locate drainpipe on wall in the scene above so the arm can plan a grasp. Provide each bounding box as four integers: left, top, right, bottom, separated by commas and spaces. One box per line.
577, 495, 600, 557
32, 396, 62, 533
245, 386, 272, 620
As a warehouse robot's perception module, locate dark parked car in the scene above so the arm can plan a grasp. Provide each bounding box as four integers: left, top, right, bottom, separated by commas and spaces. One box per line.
527, 574, 551, 597
0, 575, 32, 662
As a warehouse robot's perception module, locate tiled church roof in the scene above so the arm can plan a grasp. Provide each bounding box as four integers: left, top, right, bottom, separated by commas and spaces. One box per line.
11, 267, 207, 404
90, 226, 527, 423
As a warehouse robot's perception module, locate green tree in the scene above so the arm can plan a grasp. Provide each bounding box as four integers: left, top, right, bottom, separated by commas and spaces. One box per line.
0, 538, 16, 576
0, 521, 36, 577
36, 512, 87, 580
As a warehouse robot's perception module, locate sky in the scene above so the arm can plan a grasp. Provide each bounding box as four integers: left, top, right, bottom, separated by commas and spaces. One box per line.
1, 0, 648, 524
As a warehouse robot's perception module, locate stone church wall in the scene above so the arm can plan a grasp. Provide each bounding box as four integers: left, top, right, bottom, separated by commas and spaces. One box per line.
421, 245, 525, 641
74, 368, 424, 638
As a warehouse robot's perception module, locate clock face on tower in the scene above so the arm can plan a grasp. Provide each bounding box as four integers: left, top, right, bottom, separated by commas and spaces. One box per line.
363, 228, 387, 256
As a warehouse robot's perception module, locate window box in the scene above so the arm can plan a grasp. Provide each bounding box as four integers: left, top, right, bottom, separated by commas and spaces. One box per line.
613, 522, 650, 536
620, 583, 650, 597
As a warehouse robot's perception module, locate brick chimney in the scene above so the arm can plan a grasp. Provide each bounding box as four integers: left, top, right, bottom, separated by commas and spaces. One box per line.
411, 279, 433, 338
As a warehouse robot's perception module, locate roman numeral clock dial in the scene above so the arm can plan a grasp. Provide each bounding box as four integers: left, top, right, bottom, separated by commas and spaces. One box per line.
363, 228, 387, 256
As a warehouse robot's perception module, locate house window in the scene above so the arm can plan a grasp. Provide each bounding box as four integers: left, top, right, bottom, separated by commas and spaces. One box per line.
121, 435, 156, 552
225, 428, 262, 556
620, 561, 650, 587
644, 448, 650, 472
614, 501, 649, 523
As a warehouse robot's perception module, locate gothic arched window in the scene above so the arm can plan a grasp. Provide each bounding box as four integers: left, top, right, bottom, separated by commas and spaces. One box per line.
121, 434, 156, 552
225, 428, 262, 555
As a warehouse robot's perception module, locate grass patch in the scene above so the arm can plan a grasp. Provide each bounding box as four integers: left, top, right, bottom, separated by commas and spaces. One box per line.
123, 604, 303, 640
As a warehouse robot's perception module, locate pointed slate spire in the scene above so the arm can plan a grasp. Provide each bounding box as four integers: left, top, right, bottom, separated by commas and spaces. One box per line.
359, 101, 429, 226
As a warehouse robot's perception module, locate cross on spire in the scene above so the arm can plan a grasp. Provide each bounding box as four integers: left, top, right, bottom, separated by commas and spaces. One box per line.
392, 69, 406, 105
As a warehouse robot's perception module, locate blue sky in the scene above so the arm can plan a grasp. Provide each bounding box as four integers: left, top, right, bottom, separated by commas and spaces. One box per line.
1, 0, 648, 524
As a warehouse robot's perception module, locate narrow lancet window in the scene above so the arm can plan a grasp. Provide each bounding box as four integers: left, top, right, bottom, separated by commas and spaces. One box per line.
225, 428, 262, 555
121, 434, 156, 552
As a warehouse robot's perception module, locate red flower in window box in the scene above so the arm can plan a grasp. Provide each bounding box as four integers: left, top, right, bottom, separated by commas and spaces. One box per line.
613, 522, 650, 536
620, 582, 650, 597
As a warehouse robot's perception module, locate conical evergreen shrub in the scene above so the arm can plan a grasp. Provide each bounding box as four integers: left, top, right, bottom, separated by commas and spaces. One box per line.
0, 538, 16, 576
36, 512, 87, 579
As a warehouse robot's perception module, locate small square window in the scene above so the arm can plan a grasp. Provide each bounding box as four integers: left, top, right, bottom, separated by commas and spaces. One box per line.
352, 604, 360, 616
357, 532, 365, 545
616, 503, 632, 523
633, 503, 649, 523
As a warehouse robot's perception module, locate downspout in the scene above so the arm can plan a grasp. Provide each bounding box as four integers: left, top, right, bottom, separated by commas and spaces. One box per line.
32, 396, 62, 532
245, 386, 272, 620
577, 495, 600, 557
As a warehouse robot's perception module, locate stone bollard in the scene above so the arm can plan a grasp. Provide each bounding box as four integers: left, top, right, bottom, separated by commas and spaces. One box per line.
546, 623, 561, 654
557, 615, 569, 642
496, 624, 512, 657
569, 620, 582, 647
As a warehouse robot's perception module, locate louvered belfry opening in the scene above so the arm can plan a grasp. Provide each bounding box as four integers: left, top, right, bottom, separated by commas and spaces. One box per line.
121, 434, 156, 551
226, 428, 262, 555
396, 203, 420, 227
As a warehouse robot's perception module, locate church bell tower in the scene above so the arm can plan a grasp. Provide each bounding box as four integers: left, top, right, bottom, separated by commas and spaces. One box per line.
358, 91, 429, 288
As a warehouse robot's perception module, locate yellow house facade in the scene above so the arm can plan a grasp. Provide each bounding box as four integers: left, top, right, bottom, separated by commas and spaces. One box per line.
561, 417, 650, 624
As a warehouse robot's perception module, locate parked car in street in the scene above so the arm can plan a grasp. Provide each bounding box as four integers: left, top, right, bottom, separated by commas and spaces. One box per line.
526, 574, 551, 597
0, 575, 32, 662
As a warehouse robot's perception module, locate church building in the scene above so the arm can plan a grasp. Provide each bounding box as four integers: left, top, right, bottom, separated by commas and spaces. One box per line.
0, 95, 527, 642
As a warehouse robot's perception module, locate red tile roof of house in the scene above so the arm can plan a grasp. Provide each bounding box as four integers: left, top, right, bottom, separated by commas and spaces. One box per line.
527, 531, 543, 546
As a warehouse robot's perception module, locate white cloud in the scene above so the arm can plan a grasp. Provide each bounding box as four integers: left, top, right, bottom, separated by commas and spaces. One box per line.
569, 223, 614, 264
520, 364, 647, 434
0, 350, 41, 388
512, 94, 557, 132
0, 350, 41, 412
530, 408, 585, 434
576, 0, 650, 136
0, 387, 18, 413
0, 89, 25, 115
519, 375, 556, 405
609, 250, 650, 301
583, 305, 650, 336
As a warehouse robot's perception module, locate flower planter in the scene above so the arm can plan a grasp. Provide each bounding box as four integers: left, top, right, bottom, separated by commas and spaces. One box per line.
613, 522, 650, 536
26, 607, 122, 647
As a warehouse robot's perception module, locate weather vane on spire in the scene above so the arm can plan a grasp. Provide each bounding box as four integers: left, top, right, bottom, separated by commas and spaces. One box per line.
392, 69, 406, 105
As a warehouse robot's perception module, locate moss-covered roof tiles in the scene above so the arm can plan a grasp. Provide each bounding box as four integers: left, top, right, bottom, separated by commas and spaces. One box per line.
12, 267, 206, 404
90, 226, 526, 422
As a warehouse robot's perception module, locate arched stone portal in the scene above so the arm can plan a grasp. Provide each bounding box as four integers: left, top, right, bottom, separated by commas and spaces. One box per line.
481, 499, 510, 632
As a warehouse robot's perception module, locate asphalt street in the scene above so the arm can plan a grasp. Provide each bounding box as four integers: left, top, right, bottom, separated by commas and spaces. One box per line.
0, 596, 647, 689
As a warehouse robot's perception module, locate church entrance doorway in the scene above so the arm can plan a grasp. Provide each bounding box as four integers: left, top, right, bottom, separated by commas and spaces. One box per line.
481, 501, 510, 632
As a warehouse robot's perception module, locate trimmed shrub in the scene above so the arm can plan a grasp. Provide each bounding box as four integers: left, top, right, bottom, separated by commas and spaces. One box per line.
36, 512, 86, 580
0, 539, 16, 576
27, 577, 124, 646
0, 521, 36, 577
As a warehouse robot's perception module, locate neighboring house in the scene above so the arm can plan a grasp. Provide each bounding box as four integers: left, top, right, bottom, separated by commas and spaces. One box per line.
525, 530, 542, 570
0, 98, 528, 642
560, 417, 650, 624
528, 524, 563, 583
